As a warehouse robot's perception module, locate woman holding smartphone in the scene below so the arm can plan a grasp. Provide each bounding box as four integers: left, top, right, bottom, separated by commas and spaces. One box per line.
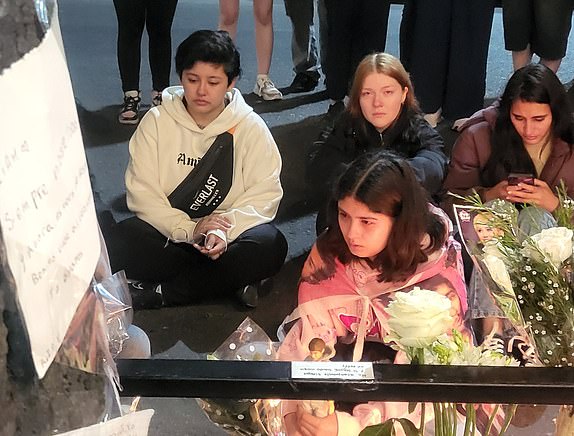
441, 63, 574, 355
441, 63, 574, 218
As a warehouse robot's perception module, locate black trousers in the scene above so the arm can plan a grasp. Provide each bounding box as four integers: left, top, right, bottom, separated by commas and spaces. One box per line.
106, 217, 288, 306
400, 0, 495, 120
324, 0, 390, 101
113, 0, 178, 92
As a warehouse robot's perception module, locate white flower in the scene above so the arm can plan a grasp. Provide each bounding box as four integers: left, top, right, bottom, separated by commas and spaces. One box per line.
482, 254, 514, 292
522, 227, 573, 268
385, 287, 453, 348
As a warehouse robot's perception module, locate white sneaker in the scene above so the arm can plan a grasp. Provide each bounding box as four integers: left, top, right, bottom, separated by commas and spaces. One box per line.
253, 76, 283, 101
423, 108, 442, 128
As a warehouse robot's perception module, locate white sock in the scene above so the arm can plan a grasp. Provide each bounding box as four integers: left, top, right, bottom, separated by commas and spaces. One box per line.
257, 74, 269, 81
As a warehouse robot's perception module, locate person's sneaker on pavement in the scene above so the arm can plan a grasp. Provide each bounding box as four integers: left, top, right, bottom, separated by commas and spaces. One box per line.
317, 100, 346, 142
236, 283, 258, 308
253, 74, 283, 101
289, 71, 320, 93
119, 90, 141, 125
128, 280, 164, 310
151, 90, 162, 107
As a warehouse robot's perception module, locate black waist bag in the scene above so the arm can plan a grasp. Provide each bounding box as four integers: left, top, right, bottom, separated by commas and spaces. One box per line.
168, 129, 234, 219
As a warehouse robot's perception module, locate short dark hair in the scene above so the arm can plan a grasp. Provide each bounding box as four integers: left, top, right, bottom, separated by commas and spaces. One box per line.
175, 30, 241, 84
317, 151, 445, 283
483, 63, 574, 185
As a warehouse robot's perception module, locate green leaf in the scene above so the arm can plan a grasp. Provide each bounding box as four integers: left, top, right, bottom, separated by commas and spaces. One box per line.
397, 418, 421, 436
359, 419, 395, 436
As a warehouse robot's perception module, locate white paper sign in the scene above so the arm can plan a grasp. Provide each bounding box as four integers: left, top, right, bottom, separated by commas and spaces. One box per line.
291, 361, 374, 380
57, 409, 155, 436
0, 27, 100, 378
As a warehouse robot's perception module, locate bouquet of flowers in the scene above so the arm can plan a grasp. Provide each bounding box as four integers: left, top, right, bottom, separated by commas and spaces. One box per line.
452, 186, 574, 435
197, 317, 284, 436
453, 187, 574, 367
361, 287, 518, 436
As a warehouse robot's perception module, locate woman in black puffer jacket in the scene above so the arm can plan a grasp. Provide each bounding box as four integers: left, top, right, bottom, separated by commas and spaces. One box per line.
309, 52, 447, 233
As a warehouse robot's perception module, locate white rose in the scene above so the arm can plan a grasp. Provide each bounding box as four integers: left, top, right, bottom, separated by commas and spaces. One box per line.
385, 287, 453, 348
482, 254, 513, 293
522, 227, 573, 268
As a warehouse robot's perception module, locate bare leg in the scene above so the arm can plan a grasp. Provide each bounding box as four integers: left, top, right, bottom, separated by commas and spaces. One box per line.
512, 46, 532, 71
253, 0, 273, 75
218, 0, 239, 40
541, 58, 562, 73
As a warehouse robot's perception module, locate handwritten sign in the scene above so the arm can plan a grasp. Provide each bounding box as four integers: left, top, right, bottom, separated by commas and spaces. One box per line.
291, 361, 374, 380
0, 27, 100, 377
57, 409, 155, 436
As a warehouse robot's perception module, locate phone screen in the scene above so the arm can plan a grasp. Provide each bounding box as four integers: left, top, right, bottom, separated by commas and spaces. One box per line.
508, 173, 534, 186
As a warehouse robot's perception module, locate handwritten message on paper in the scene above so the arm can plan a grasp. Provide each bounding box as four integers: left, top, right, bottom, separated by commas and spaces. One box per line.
0, 27, 100, 378
291, 361, 374, 380
58, 409, 155, 436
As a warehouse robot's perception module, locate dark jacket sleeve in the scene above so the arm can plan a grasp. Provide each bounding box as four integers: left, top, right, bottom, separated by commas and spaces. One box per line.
306, 114, 355, 199
403, 118, 447, 197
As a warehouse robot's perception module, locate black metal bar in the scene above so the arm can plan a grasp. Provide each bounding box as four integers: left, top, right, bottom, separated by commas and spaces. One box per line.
117, 360, 574, 405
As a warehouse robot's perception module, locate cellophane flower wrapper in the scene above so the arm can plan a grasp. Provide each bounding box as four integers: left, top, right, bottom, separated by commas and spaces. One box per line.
453, 193, 574, 367
453, 204, 533, 339
93, 270, 133, 358
197, 317, 285, 435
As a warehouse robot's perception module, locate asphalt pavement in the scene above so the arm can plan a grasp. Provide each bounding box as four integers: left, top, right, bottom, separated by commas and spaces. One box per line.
57, 1, 572, 433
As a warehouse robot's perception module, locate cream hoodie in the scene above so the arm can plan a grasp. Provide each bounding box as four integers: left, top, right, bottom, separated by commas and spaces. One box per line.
125, 86, 283, 243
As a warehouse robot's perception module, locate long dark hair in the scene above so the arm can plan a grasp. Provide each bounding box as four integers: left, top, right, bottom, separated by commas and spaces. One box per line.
317, 151, 445, 283
482, 64, 574, 185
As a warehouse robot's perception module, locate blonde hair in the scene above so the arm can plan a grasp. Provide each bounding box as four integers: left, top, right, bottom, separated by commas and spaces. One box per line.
348, 53, 419, 119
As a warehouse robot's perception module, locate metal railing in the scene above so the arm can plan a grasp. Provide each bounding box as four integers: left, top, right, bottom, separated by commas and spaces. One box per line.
117, 360, 574, 404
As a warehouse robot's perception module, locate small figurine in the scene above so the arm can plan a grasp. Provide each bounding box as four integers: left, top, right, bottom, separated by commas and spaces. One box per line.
301, 338, 335, 417
305, 337, 335, 362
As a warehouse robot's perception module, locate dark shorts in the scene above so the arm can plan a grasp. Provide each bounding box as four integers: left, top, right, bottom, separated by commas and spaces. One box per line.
502, 0, 573, 60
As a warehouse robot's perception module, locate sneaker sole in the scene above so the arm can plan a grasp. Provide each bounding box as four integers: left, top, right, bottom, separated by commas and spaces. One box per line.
256, 93, 283, 101
118, 116, 139, 125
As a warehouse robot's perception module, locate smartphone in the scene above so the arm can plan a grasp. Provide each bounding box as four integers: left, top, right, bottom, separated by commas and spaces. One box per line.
507, 172, 535, 186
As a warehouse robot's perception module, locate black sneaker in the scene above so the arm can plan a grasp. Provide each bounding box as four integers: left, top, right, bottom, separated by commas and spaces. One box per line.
119, 91, 141, 125
326, 100, 346, 121
128, 280, 163, 310
236, 283, 258, 308
289, 71, 320, 93
317, 101, 346, 142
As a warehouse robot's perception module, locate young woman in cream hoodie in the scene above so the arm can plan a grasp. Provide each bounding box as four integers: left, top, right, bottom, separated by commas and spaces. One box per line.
106, 30, 287, 309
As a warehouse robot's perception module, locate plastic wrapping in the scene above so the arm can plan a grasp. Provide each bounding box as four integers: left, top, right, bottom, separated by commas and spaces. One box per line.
197, 318, 285, 435
34, 0, 55, 31
93, 271, 133, 358
453, 204, 527, 330
54, 287, 117, 378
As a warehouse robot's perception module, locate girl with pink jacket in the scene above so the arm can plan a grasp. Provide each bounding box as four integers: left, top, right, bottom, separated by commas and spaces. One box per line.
278, 151, 470, 435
